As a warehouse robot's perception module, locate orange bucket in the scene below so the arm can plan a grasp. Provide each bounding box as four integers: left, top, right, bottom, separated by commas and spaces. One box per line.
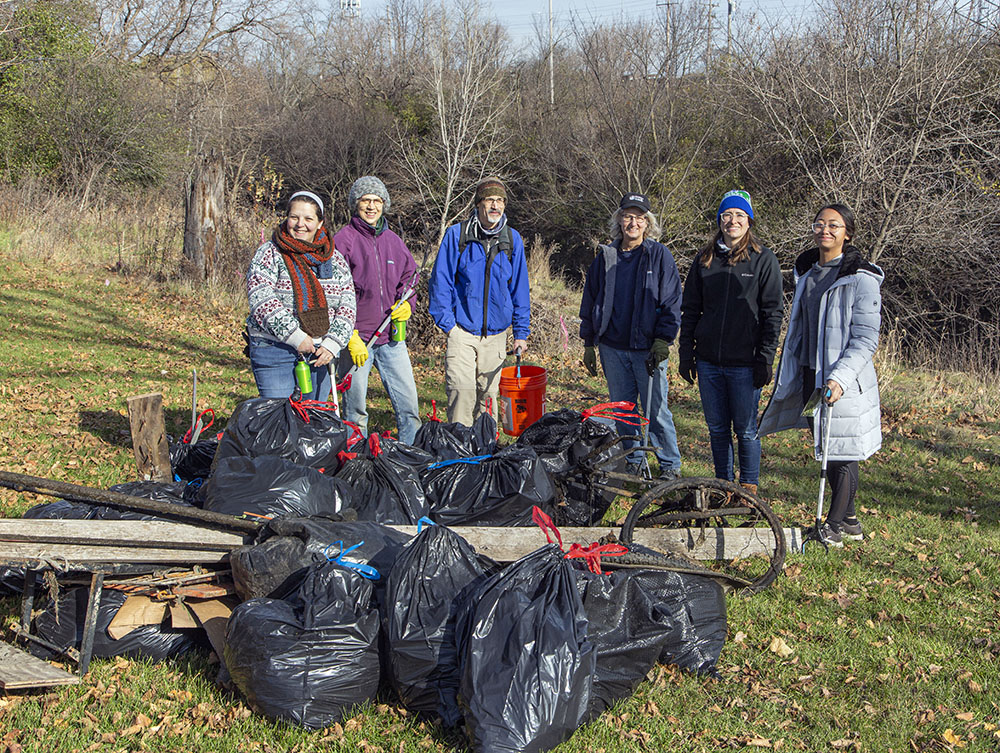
498, 364, 547, 437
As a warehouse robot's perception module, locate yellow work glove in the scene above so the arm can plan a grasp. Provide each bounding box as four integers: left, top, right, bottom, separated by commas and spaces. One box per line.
347, 330, 369, 368
390, 300, 412, 322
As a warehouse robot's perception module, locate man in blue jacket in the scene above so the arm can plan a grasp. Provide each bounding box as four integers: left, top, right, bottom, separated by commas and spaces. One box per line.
429, 177, 531, 426
579, 192, 683, 478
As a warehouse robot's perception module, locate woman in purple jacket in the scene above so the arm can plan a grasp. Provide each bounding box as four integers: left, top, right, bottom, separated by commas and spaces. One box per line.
333, 177, 421, 443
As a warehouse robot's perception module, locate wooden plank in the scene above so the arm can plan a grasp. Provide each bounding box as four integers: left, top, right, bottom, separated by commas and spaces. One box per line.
387, 525, 798, 563
126, 393, 173, 483
0, 542, 230, 565
0, 641, 80, 690
0, 519, 247, 550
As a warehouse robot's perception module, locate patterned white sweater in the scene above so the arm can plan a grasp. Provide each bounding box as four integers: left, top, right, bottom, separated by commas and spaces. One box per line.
245, 240, 356, 354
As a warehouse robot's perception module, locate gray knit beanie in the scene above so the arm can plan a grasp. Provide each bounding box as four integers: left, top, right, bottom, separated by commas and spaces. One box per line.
348, 176, 390, 215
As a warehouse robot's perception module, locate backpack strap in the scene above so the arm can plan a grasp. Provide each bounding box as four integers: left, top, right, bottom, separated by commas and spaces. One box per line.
455, 220, 515, 282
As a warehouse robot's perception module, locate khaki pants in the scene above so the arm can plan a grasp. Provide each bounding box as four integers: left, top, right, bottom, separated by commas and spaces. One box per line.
445, 327, 507, 426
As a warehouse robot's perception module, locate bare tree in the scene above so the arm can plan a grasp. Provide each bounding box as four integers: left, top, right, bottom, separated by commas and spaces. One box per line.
395, 0, 516, 255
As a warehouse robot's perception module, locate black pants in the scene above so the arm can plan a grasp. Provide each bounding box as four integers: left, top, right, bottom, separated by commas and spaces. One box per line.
802, 369, 859, 528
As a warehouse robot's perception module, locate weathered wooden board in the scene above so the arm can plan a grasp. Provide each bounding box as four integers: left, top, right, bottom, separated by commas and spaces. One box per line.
0, 641, 80, 690
126, 393, 173, 482
0, 543, 230, 565
0, 519, 247, 551
388, 525, 799, 562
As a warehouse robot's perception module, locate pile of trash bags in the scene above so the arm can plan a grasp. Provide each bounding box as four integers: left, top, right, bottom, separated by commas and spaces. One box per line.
7, 396, 730, 752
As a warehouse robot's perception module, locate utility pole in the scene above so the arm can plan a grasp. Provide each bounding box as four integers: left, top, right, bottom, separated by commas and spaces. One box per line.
727, 0, 733, 56
705, 0, 714, 71
657, 0, 673, 49
549, 0, 554, 107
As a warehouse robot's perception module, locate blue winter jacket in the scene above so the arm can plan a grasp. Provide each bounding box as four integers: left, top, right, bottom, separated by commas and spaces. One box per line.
429, 218, 531, 340
579, 239, 682, 349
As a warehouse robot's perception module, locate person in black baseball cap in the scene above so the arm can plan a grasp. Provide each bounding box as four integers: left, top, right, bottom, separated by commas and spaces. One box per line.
578, 192, 683, 478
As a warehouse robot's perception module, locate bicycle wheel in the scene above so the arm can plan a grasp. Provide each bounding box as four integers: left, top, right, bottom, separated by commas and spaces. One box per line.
618, 477, 786, 594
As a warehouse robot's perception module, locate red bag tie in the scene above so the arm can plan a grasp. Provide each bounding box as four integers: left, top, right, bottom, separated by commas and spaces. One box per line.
427, 399, 441, 423
564, 542, 629, 575
368, 433, 381, 457
580, 401, 647, 428
531, 505, 563, 549
336, 450, 357, 466
288, 397, 340, 424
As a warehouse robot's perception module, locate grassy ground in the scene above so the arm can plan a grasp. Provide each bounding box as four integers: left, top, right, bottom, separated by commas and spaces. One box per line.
1, 245, 999, 753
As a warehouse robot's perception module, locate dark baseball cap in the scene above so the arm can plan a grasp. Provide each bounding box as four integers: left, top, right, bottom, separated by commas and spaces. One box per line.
619, 192, 651, 212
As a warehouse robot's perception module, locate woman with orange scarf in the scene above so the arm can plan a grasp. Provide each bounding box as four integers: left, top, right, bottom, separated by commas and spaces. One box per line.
245, 191, 356, 400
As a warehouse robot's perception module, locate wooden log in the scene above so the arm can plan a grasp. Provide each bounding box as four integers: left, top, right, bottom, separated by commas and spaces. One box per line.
0, 519, 247, 551
0, 470, 261, 534
126, 393, 173, 483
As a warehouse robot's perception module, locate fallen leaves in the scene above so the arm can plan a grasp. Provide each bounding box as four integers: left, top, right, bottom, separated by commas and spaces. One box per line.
769, 636, 794, 658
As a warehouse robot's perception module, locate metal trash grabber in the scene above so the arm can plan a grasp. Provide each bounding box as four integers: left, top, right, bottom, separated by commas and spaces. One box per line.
802, 388, 834, 552
639, 366, 655, 479
336, 270, 419, 395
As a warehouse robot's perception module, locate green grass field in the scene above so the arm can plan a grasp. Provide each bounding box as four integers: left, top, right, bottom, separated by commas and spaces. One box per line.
1, 249, 998, 753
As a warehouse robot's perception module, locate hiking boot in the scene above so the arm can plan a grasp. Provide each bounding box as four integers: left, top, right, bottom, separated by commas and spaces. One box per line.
840, 518, 864, 541
739, 482, 758, 497
819, 522, 844, 548
659, 468, 681, 482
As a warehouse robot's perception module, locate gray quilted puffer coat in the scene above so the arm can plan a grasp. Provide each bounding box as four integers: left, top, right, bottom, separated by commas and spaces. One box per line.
759, 246, 884, 461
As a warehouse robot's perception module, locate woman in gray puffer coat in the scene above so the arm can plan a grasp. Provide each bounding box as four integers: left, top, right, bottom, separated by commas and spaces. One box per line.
759, 204, 883, 547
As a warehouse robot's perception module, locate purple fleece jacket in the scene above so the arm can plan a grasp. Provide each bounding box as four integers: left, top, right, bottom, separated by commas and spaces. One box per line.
333, 216, 419, 345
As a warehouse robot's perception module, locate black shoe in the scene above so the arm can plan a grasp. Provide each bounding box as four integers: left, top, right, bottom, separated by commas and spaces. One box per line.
819, 522, 844, 548
659, 468, 680, 482
840, 518, 864, 541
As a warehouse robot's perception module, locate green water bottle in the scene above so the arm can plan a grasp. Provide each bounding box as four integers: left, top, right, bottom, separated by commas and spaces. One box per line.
294, 356, 313, 396
391, 319, 406, 342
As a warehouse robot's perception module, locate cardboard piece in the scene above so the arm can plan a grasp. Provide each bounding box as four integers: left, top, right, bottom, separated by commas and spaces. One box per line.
107, 595, 168, 639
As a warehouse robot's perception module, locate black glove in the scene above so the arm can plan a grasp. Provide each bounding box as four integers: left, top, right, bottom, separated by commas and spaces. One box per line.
645, 338, 671, 377
679, 359, 696, 385
753, 361, 773, 389
583, 346, 598, 377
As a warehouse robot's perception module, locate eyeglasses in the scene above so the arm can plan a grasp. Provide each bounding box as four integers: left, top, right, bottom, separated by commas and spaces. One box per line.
622, 215, 647, 226
358, 197, 383, 206
720, 211, 748, 223
812, 222, 845, 232
482, 197, 505, 206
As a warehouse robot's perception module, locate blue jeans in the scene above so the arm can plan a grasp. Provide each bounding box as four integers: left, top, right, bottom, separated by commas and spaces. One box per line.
249, 336, 331, 401
598, 344, 681, 472
696, 361, 761, 484
337, 340, 421, 444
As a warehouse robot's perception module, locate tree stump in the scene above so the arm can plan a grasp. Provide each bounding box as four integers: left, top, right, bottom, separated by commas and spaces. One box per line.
183, 150, 225, 279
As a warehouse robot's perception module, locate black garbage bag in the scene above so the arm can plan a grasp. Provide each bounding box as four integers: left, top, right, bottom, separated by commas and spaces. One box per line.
572, 567, 675, 718
230, 536, 323, 601
30, 587, 196, 661
201, 455, 357, 519
382, 525, 499, 726
335, 435, 429, 525
411, 413, 498, 460
244, 516, 411, 607
108, 480, 192, 508
169, 438, 218, 482
213, 397, 354, 471
627, 570, 727, 675
458, 546, 595, 753
225, 561, 381, 729
516, 408, 627, 526
420, 446, 556, 526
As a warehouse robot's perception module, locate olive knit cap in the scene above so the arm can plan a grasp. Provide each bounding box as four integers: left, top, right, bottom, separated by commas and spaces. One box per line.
475, 176, 507, 203
348, 176, 390, 214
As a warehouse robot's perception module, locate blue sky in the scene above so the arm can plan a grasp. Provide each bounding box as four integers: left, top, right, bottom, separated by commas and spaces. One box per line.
359, 0, 819, 51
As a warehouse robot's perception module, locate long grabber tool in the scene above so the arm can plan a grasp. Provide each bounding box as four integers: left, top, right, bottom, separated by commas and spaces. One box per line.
336, 270, 419, 396
802, 387, 834, 552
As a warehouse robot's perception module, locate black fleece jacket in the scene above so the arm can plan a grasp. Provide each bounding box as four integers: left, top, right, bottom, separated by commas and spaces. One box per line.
678, 245, 784, 368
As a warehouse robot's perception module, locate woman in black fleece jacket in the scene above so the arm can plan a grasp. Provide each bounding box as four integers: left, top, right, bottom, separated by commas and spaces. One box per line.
678, 190, 784, 494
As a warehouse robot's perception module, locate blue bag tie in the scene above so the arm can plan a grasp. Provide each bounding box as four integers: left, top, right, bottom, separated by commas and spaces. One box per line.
323, 540, 380, 580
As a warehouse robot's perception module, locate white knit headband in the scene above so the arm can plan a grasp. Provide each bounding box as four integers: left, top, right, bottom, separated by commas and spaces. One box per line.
288, 191, 325, 217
